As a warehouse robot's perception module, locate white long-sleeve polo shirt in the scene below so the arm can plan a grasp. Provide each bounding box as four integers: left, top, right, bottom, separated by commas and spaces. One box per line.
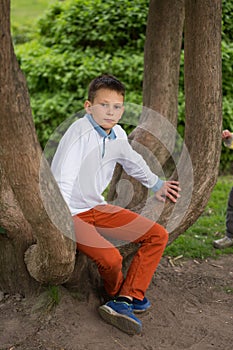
51, 114, 164, 215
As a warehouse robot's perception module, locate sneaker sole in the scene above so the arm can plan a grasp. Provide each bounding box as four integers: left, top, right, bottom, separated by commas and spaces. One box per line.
213, 242, 233, 249
98, 305, 142, 335
133, 305, 151, 314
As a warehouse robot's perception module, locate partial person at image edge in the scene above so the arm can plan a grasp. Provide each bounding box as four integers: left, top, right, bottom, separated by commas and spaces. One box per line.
213, 129, 233, 249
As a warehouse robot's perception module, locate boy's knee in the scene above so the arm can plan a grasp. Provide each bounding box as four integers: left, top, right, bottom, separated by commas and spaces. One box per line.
151, 224, 169, 245
98, 249, 123, 273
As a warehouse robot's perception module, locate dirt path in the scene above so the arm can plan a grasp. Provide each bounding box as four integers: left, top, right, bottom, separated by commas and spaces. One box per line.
1, 255, 233, 350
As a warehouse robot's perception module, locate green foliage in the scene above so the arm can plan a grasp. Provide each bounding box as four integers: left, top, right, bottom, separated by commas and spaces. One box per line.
218, 0, 233, 171
222, 0, 233, 43
165, 176, 233, 259
220, 39, 233, 171
14, 0, 233, 171
38, 0, 147, 53
11, 0, 55, 44
15, 0, 146, 147
11, 0, 52, 24
48, 285, 60, 307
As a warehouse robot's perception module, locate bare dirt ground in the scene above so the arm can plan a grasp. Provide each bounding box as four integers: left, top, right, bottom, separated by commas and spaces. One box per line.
1, 254, 233, 350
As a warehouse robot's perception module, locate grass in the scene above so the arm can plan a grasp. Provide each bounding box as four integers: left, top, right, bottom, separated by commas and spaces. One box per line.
10, 0, 53, 26
165, 175, 233, 260
47, 285, 60, 307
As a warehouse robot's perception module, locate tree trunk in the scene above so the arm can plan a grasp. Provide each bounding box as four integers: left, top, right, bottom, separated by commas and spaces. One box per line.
109, 0, 222, 246
0, 166, 38, 293
141, 0, 222, 243
107, 0, 185, 210
0, 0, 76, 294
143, 0, 184, 125
169, 0, 222, 240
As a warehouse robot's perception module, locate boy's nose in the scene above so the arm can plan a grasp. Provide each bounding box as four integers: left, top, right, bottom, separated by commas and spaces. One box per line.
106, 106, 114, 115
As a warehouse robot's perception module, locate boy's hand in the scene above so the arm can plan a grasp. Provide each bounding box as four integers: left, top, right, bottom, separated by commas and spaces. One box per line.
154, 180, 181, 203
222, 129, 232, 140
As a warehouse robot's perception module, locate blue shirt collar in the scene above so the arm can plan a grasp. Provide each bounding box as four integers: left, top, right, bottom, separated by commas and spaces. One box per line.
86, 114, 116, 139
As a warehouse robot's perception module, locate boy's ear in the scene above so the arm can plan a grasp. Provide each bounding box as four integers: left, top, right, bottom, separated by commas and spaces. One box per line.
84, 100, 92, 113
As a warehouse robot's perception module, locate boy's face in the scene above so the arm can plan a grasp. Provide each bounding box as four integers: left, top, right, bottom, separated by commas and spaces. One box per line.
84, 88, 124, 133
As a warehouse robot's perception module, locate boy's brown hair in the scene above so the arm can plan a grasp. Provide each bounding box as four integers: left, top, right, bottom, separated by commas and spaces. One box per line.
88, 74, 125, 102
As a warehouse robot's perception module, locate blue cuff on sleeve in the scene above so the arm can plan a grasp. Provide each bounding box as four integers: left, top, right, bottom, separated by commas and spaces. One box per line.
150, 178, 164, 192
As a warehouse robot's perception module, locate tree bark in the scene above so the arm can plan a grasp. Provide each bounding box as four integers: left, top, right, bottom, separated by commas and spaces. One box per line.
169, 0, 222, 240
143, 0, 184, 125
107, 0, 185, 210
0, 165, 39, 293
141, 0, 222, 243
109, 0, 222, 246
0, 0, 76, 294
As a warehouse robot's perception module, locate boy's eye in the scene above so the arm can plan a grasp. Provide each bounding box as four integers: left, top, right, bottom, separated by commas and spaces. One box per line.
114, 104, 123, 110
99, 103, 123, 110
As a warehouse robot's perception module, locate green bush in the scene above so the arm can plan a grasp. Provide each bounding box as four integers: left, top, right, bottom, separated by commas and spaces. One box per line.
15, 0, 233, 172
37, 0, 147, 53
15, 0, 146, 147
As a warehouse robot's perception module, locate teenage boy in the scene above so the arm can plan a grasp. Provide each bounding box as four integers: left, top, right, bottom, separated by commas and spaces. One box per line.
51, 74, 181, 335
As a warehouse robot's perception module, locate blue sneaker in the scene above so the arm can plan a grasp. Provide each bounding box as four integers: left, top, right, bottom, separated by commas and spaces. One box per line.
133, 297, 151, 313
98, 300, 142, 335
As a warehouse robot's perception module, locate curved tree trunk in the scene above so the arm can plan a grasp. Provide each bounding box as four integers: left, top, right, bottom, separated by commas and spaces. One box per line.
0, 166, 39, 294
108, 0, 185, 210
168, 0, 222, 240
109, 0, 222, 246
0, 0, 76, 294
138, 0, 222, 243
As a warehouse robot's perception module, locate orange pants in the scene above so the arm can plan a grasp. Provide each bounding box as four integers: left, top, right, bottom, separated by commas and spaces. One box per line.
73, 204, 168, 300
